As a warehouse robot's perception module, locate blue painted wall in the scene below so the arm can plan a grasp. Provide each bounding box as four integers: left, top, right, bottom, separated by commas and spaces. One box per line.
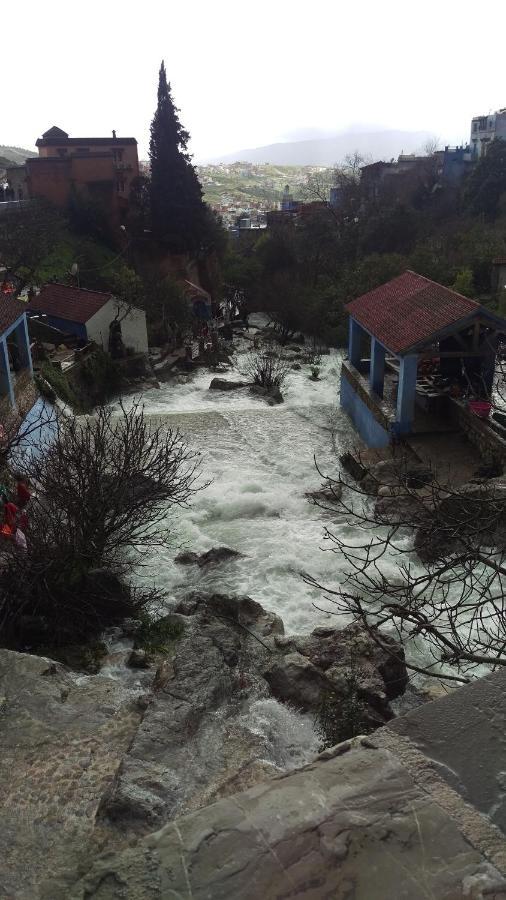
31, 315, 87, 341
340, 371, 391, 448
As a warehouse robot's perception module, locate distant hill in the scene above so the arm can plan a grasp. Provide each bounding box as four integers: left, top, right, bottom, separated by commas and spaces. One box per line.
208, 130, 437, 167
0, 145, 36, 167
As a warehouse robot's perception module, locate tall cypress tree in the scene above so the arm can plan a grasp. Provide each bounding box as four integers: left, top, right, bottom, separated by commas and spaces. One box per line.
149, 61, 207, 251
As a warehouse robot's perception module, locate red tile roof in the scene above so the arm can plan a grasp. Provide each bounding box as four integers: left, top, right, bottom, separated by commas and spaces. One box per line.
28, 283, 112, 324
0, 294, 26, 333
346, 271, 480, 354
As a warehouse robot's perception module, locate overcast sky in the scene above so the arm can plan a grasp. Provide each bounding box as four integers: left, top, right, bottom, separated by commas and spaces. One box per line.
3, 0, 506, 162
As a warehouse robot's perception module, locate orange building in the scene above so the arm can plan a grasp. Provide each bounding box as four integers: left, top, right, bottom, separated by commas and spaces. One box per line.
12, 126, 139, 228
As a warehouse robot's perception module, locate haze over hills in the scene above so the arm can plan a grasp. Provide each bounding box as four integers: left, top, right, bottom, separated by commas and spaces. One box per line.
206, 129, 440, 167
0, 145, 36, 166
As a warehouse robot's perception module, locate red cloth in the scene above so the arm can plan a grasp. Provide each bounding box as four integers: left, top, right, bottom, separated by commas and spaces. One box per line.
16, 481, 30, 506
4, 502, 18, 528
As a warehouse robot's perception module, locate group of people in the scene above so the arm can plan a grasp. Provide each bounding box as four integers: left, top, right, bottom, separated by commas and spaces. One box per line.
0, 474, 31, 551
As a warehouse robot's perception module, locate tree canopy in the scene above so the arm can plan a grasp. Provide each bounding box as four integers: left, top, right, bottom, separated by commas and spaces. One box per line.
149, 61, 208, 252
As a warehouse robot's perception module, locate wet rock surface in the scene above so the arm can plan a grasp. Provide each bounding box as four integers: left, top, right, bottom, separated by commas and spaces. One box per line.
0, 594, 409, 897
209, 377, 248, 391
305, 483, 343, 504
0, 649, 148, 900
67, 743, 506, 900
5, 599, 506, 899
174, 545, 244, 567
98, 600, 406, 837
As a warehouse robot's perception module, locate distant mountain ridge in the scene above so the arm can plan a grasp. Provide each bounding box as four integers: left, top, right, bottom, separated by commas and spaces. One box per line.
208, 130, 437, 167
0, 145, 36, 166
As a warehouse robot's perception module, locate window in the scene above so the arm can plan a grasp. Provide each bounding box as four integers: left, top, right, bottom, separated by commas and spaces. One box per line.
57, 148, 68, 157
473, 122, 478, 132
116, 179, 125, 193
113, 149, 124, 162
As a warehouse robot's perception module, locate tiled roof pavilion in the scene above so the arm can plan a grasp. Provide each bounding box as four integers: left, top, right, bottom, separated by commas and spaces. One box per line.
346, 271, 484, 355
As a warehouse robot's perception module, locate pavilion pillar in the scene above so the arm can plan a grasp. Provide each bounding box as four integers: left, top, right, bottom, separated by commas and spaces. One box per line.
349, 318, 363, 369
12, 316, 32, 374
482, 336, 498, 397
370, 337, 386, 398
396, 354, 418, 433
0, 337, 15, 408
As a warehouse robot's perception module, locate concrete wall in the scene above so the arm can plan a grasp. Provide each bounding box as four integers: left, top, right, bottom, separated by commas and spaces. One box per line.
340, 368, 390, 448
453, 399, 506, 464
86, 299, 148, 354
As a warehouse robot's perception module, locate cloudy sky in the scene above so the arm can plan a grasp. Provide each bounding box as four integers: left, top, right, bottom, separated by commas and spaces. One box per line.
4, 0, 505, 161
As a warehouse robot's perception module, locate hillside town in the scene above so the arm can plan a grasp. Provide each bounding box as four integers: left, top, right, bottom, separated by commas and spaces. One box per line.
3, 36, 506, 896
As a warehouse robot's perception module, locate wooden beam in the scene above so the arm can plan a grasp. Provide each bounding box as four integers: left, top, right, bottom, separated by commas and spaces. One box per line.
418, 350, 493, 359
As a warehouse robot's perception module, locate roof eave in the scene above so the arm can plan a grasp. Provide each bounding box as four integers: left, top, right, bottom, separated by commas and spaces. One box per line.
400, 308, 506, 355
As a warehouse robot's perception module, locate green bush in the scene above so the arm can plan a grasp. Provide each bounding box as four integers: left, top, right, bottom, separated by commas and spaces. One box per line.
40, 361, 80, 410
133, 613, 184, 654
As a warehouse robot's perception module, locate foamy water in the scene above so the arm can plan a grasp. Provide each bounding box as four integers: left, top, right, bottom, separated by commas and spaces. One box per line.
111, 319, 368, 634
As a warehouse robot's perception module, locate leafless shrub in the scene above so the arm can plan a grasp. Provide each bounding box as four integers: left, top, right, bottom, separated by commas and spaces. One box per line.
304, 452, 506, 683
0, 402, 203, 646
242, 343, 291, 391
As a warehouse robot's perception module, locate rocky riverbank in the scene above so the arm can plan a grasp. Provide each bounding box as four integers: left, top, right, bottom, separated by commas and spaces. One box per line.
0, 591, 408, 897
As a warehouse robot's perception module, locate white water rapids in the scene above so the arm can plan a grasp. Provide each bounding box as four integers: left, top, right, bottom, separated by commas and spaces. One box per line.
108, 317, 429, 768
115, 317, 366, 634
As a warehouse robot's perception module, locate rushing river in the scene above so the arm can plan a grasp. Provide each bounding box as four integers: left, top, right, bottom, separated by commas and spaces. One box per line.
107, 318, 446, 768
114, 316, 370, 635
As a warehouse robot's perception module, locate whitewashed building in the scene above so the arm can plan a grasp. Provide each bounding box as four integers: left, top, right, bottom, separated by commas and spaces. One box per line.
470, 109, 506, 158
27, 283, 148, 355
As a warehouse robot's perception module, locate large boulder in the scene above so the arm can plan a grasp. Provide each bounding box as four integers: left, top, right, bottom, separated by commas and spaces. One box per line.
174, 546, 243, 567
209, 378, 248, 391
264, 623, 408, 742
249, 384, 284, 405
305, 483, 343, 505
415, 477, 506, 561
263, 651, 330, 710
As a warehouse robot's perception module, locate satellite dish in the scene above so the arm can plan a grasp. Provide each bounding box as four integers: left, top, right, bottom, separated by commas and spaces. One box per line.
70, 263, 79, 276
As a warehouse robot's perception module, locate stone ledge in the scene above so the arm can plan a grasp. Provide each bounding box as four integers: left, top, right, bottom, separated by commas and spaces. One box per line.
65, 742, 506, 900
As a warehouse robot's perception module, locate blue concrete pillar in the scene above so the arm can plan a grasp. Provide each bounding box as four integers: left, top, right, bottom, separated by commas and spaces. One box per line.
396, 354, 418, 433
349, 318, 363, 368
0, 337, 15, 408
12, 316, 32, 374
370, 337, 386, 398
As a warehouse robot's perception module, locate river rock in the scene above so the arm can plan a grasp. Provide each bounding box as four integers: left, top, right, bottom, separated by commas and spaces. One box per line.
174, 546, 243, 567
209, 377, 248, 390
127, 649, 152, 669
249, 384, 283, 404
339, 450, 367, 481
375, 493, 428, 524
266, 623, 407, 727
414, 477, 506, 561
305, 483, 343, 504
264, 652, 329, 710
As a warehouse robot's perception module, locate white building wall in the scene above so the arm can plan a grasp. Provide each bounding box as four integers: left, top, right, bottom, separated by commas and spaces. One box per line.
85, 299, 148, 354
471, 109, 506, 158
